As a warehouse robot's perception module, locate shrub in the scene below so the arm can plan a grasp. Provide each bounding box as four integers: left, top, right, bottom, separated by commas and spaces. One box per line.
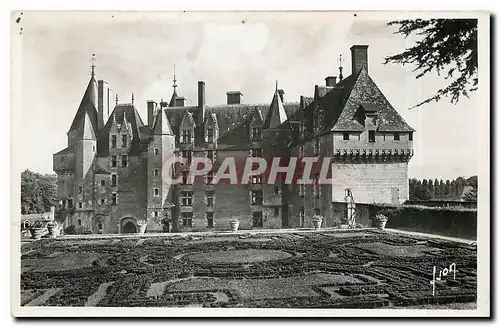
64, 225, 77, 235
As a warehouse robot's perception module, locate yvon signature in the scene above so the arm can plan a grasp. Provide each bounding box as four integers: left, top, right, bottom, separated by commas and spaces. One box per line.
430, 263, 457, 296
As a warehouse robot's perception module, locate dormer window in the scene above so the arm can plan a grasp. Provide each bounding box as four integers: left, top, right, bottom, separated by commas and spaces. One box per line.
369, 131, 375, 143
409, 132, 413, 141
314, 137, 320, 155
181, 129, 192, 143
252, 127, 262, 141
343, 133, 349, 141
394, 132, 400, 141
207, 128, 214, 143
111, 135, 117, 148
122, 135, 127, 148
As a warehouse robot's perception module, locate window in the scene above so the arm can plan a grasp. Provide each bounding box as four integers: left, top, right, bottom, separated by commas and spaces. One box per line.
111, 156, 117, 167
252, 211, 263, 227
394, 132, 400, 141
251, 175, 263, 184
206, 191, 214, 207
78, 219, 82, 226
181, 191, 194, 206
100, 180, 105, 186
154, 169, 159, 177
98, 223, 103, 230
93, 145, 96, 152
207, 150, 215, 163
298, 145, 305, 158
299, 206, 305, 227
182, 212, 193, 227
154, 211, 159, 218
343, 133, 350, 141
181, 129, 192, 143
251, 148, 262, 157
78, 202, 83, 209
207, 128, 214, 143
111, 193, 117, 205
252, 127, 262, 140
122, 134, 127, 148
314, 137, 320, 155
299, 123, 306, 139
182, 171, 190, 185
206, 172, 214, 185
154, 148, 159, 155
100, 198, 105, 205
154, 188, 159, 197
121, 155, 128, 168
409, 132, 413, 141
368, 131, 375, 143
274, 208, 280, 217
251, 190, 263, 205
181, 150, 192, 164
68, 199, 73, 208
78, 186, 83, 194
298, 178, 305, 198
207, 212, 214, 228
111, 135, 117, 148
313, 175, 320, 198
111, 174, 117, 187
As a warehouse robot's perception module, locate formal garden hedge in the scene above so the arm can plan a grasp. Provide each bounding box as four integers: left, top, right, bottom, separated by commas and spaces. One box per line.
370, 204, 477, 240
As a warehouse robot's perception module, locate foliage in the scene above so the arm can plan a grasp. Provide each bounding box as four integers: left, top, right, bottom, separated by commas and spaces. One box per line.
384, 19, 478, 108
21, 170, 57, 214
409, 176, 477, 201
463, 188, 478, 202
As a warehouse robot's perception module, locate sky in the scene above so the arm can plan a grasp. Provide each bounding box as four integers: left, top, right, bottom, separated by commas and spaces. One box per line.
13, 11, 480, 180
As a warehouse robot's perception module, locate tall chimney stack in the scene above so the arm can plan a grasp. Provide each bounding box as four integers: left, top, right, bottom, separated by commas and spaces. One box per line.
226, 91, 242, 105
97, 80, 110, 130
325, 76, 337, 87
198, 81, 206, 124
147, 101, 157, 127
350, 45, 369, 75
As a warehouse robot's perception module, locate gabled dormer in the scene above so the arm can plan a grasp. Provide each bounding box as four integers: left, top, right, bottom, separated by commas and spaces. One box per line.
109, 113, 120, 150
249, 107, 264, 141
118, 112, 134, 149
179, 110, 195, 144
204, 111, 218, 143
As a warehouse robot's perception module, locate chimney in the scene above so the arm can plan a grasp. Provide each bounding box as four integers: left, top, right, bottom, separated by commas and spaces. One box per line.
325, 76, 337, 87
226, 91, 242, 105
147, 101, 157, 127
174, 97, 186, 107
351, 45, 369, 74
97, 80, 110, 130
277, 89, 285, 102
198, 81, 205, 124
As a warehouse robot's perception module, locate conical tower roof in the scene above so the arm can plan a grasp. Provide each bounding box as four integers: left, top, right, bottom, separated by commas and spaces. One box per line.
68, 75, 98, 138
264, 87, 288, 129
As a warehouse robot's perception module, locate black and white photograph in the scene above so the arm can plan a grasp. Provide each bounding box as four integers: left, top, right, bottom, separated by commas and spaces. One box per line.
10, 10, 490, 317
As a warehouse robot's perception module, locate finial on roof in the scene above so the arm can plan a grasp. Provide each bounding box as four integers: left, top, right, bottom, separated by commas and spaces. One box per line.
115, 94, 119, 106
275, 80, 278, 92
90, 54, 96, 77
173, 64, 178, 93
131, 93, 134, 104
338, 54, 344, 81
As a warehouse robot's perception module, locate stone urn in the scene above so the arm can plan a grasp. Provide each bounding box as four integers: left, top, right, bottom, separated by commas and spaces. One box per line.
374, 214, 388, 230
47, 222, 60, 238
312, 215, 323, 230
229, 219, 240, 232
30, 227, 47, 240
137, 220, 147, 234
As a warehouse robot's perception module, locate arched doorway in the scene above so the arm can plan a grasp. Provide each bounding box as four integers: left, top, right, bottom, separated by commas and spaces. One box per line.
122, 221, 137, 233
119, 217, 139, 234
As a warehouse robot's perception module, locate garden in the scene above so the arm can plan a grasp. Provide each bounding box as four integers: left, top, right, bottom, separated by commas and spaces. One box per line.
20, 230, 477, 308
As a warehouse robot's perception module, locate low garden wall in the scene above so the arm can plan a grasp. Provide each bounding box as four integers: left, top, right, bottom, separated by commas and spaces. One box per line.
367, 204, 477, 240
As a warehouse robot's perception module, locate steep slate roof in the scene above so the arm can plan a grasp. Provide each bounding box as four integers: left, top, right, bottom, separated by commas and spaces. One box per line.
94, 164, 111, 175
331, 68, 414, 132
67, 76, 99, 138
54, 146, 74, 156
264, 90, 288, 129
97, 103, 147, 157
152, 105, 174, 135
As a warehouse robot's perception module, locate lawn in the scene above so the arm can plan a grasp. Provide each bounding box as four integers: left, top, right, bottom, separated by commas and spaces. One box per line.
19, 229, 477, 308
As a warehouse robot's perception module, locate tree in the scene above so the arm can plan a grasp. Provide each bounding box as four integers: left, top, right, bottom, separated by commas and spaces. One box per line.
463, 188, 478, 202
384, 19, 478, 108
21, 170, 57, 214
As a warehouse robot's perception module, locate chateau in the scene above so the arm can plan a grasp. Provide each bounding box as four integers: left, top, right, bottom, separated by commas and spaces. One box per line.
53, 44, 415, 234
